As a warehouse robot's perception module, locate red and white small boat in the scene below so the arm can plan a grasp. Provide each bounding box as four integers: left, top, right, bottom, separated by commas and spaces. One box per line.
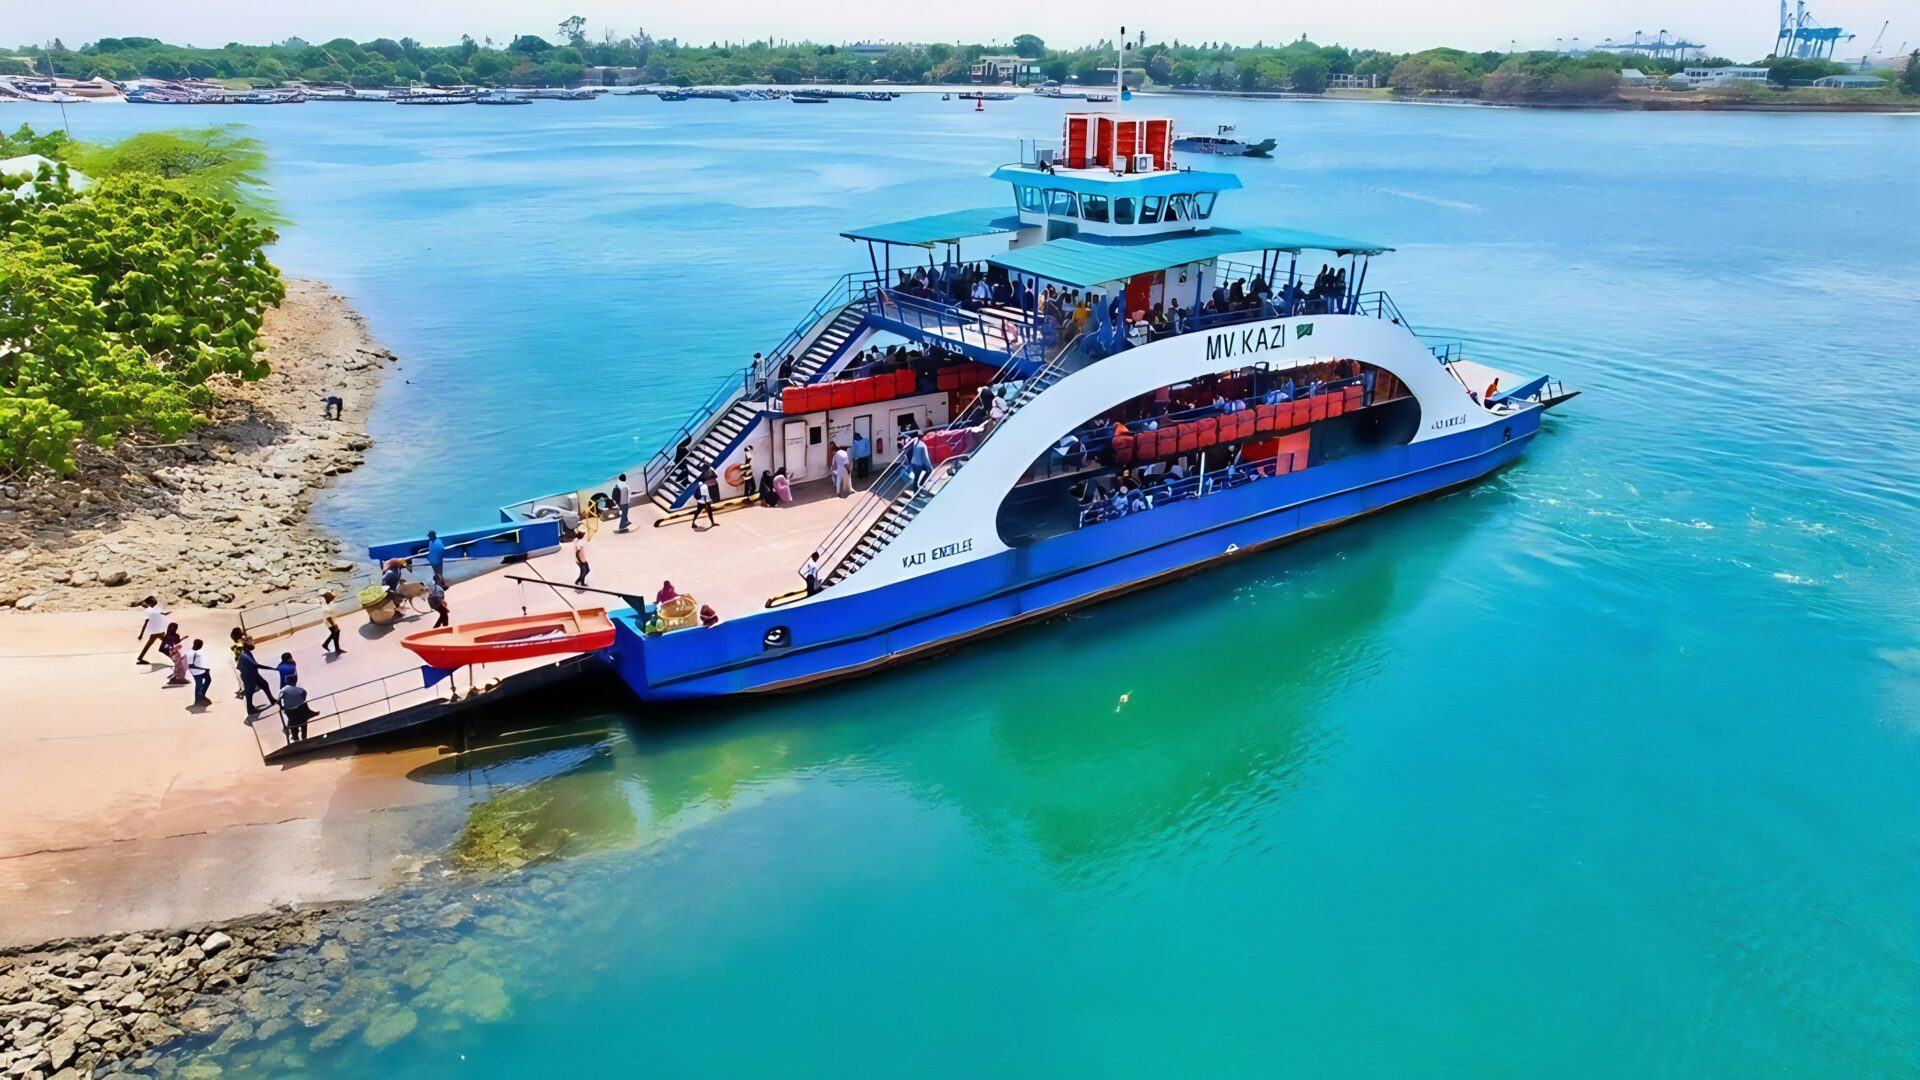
400, 608, 616, 670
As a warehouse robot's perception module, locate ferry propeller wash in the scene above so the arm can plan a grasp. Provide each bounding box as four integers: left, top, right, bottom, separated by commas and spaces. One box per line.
276, 106, 1576, 752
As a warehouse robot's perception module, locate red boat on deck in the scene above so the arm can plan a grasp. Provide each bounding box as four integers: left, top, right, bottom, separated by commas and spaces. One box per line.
399, 608, 617, 670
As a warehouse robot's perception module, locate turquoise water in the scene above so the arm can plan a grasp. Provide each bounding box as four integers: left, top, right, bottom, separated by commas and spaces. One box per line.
42, 96, 1920, 1076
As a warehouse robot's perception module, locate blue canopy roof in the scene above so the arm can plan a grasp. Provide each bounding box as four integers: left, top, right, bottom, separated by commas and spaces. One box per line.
841, 207, 1024, 247
988, 227, 1392, 288
989, 165, 1242, 198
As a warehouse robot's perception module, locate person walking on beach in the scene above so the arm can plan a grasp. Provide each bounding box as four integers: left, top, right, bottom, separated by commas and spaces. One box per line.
573, 535, 591, 587
613, 473, 632, 532
185, 639, 212, 706
321, 592, 345, 654
691, 483, 717, 529
162, 623, 189, 686
427, 574, 450, 629
236, 643, 272, 714
135, 596, 170, 663
229, 627, 251, 698
426, 530, 446, 579
279, 682, 313, 743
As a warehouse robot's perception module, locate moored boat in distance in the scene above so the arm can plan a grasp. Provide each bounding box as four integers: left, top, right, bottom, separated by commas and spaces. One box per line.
958, 91, 1018, 101
1173, 125, 1277, 157
394, 90, 479, 105
790, 92, 831, 104
401, 608, 617, 670
475, 91, 532, 105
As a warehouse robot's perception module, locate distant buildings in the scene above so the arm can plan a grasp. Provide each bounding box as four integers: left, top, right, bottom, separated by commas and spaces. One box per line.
970, 56, 1039, 84
581, 66, 642, 85
1811, 74, 1886, 88
1618, 68, 1651, 86
1327, 73, 1380, 89
1679, 65, 1771, 86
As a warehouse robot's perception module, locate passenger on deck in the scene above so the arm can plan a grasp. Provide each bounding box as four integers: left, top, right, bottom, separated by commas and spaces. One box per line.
801, 552, 821, 595
773, 468, 794, 504
831, 443, 852, 497
657, 581, 679, 604
1484, 378, 1500, 403
699, 605, 720, 629
275, 652, 298, 689
759, 469, 778, 507
852, 431, 872, 480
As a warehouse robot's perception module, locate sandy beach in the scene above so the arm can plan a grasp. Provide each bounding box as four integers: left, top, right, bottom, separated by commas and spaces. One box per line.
0, 280, 458, 951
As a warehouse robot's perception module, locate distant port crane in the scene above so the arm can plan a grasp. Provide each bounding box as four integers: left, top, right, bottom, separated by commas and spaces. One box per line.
1775, 1, 1854, 59
1587, 29, 1707, 62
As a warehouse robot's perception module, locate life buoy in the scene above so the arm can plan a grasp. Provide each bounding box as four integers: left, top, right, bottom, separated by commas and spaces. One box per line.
724, 463, 746, 488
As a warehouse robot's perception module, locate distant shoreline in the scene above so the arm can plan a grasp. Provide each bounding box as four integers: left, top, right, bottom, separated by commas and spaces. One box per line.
9, 82, 1910, 115
1149, 86, 1920, 114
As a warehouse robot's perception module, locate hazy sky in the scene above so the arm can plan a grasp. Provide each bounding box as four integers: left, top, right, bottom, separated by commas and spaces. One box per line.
11, 1, 1909, 61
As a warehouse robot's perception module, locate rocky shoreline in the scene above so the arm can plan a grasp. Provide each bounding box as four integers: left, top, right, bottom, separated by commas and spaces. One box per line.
0, 907, 340, 1078
0, 279, 394, 614
0, 840, 591, 1076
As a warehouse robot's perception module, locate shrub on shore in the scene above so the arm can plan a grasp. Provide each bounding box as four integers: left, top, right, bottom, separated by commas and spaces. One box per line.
0, 125, 283, 475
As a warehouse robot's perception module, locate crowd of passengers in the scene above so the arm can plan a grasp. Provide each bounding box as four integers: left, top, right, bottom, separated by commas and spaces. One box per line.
1035, 359, 1389, 527
884, 261, 1359, 351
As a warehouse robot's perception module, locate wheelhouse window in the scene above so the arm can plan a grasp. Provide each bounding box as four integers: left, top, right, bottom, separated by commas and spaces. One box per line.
1081, 194, 1110, 223
1113, 197, 1137, 225
1046, 189, 1079, 217
1164, 195, 1195, 222
1139, 196, 1163, 224
1194, 192, 1218, 219
1016, 185, 1044, 213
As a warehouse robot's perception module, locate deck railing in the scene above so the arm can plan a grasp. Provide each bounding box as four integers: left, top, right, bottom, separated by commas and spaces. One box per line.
249, 665, 442, 760
1076, 449, 1306, 528
236, 576, 373, 642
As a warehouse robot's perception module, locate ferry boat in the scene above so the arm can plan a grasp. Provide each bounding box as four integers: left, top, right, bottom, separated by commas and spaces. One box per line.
491, 109, 1572, 701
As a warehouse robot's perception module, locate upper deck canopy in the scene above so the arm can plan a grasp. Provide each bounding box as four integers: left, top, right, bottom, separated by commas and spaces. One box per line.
841, 207, 1024, 248
987, 226, 1393, 288
989, 164, 1243, 198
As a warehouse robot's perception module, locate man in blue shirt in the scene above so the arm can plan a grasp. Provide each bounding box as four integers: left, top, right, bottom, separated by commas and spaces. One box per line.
426, 530, 445, 578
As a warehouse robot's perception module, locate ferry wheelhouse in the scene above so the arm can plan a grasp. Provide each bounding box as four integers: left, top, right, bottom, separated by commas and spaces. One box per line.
502, 111, 1572, 700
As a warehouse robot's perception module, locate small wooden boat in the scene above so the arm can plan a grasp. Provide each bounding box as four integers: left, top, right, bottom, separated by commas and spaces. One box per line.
401, 608, 616, 669
790, 93, 830, 104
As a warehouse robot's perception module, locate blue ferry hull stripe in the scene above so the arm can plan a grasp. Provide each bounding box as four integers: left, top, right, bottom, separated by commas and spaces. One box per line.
609, 415, 1537, 698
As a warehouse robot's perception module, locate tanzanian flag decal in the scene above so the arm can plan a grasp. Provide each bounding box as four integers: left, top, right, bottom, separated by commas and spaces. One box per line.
1297, 323, 1314, 339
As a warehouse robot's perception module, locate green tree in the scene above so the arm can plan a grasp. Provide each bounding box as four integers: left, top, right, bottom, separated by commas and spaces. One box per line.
0, 165, 283, 473
66, 128, 273, 218
253, 57, 287, 82
1289, 54, 1330, 93
423, 63, 462, 86
1012, 34, 1045, 58
350, 61, 396, 88
508, 35, 551, 55
1902, 51, 1920, 94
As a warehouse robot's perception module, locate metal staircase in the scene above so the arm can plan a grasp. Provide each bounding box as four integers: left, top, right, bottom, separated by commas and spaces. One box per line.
650, 302, 872, 510
790, 307, 867, 384
819, 351, 1076, 586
